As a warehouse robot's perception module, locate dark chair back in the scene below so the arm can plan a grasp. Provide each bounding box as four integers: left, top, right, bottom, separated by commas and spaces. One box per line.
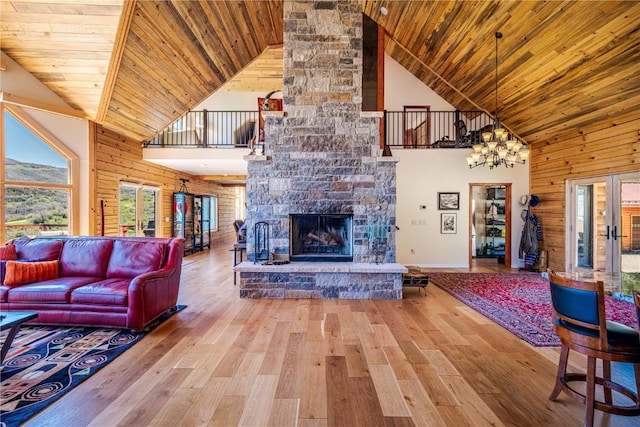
548, 269, 608, 352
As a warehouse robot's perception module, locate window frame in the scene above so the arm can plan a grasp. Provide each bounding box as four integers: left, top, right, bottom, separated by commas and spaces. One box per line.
118, 181, 160, 237
1, 103, 79, 242
210, 195, 219, 232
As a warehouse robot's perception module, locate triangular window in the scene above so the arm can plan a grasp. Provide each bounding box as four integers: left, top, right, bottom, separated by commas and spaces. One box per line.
4, 110, 69, 184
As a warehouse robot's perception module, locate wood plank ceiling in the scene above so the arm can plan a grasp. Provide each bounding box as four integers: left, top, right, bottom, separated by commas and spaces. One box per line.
2, 1, 639, 145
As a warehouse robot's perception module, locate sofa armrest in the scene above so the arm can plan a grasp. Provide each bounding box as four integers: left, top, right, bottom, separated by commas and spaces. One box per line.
126, 238, 184, 331
0, 260, 6, 284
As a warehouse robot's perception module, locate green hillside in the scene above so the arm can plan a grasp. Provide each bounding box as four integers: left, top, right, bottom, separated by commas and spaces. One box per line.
5, 158, 69, 239
5, 157, 67, 183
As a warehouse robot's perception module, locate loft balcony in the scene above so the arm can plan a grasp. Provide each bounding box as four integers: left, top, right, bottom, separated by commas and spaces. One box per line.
143, 109, 495, 150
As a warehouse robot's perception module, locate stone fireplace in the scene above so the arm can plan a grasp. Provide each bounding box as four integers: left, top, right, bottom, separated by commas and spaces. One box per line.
234, 0, 406, 299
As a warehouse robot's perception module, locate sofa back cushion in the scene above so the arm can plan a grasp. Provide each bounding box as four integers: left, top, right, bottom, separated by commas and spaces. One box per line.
4, 260, 59, 287
106, 240, 166, 279
60, 238, 114, 278
0, 244, 17, 260
13, 238, 64, 262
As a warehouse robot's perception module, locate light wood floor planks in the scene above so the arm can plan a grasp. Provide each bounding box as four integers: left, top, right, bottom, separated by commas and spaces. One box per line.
23, 244, 638, 426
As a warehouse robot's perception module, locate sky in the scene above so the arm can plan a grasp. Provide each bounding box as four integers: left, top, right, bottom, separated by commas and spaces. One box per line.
4, 111, 68, 168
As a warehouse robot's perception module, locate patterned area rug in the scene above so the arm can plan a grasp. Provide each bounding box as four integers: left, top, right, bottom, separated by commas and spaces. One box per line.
0, 306, 185, 427
429, 273, 637, 347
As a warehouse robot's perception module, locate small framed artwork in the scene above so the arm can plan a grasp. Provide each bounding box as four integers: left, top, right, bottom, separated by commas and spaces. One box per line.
441, 213, 457, 234
438, 192, 460, 210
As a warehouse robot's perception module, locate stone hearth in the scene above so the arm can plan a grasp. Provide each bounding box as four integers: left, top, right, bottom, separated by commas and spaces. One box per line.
236, 0, 406, 299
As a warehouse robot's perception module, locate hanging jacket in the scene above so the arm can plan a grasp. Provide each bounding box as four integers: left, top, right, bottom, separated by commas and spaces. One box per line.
519, 213, 541, 258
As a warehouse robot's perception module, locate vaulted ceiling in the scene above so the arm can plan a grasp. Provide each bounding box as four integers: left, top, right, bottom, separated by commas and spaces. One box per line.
2, 0, 639, 146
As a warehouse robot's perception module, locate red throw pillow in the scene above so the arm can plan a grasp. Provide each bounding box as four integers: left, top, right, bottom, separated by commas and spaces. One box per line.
0, 244, 17, 260
4, 260, 59, 287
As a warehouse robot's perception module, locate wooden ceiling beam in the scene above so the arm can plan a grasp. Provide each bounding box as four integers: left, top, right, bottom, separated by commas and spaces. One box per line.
197, 175, 247, 182
96, 0, 136, 123
0, 92, 87, 119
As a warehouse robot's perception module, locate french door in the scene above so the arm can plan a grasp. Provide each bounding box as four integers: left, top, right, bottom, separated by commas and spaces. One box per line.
119, 183, 159, 237
567, 172, 640, 295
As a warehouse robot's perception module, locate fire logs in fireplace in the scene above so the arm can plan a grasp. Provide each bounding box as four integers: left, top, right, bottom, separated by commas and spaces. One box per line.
290, 214, 353, 261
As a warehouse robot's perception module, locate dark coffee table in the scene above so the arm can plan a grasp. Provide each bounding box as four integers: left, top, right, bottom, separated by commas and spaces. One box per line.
1, 311, 38, 363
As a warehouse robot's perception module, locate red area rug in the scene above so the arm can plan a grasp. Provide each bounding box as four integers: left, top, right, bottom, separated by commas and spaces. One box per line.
429, 273, 637, 347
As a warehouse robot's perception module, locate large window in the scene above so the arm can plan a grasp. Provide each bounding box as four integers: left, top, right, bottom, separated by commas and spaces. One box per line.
1, 105, 78, 242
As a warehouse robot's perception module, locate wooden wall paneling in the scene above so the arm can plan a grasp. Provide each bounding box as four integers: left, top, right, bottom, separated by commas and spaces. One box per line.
93, 123, 236, 243
529, 117, 640, 272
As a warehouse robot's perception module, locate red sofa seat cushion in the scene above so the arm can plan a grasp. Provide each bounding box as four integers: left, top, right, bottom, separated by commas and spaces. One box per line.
7, 276, 102, 303
106, 240, 166, 279
60, 238, 114, 277
13, 237, 64, 262
70, 278, 130, 306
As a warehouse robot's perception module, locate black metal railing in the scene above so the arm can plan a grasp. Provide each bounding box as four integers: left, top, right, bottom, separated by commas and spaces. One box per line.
384, 110, 493, 148
144, 110, 260, 148
144, 109, 494, 150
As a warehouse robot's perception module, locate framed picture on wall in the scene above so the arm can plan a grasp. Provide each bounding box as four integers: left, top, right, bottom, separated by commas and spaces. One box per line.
441, 213, 457, 234
438, 192, 460, 210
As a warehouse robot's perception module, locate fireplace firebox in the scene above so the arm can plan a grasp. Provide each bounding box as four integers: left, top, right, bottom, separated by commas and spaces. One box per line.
290, 214, 353, 262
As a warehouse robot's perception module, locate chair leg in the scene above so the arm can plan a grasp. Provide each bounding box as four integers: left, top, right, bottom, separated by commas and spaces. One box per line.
550, 345, 569, 401
602, 359, 612, 404
635, 363, 640, 405
585, 356, 596, 427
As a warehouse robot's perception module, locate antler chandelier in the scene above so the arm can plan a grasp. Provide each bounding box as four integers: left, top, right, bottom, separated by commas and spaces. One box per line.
466, 32, 529, 169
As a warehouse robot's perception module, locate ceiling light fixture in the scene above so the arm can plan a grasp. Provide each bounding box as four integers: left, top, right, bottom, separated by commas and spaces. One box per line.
466, 32, 529, 169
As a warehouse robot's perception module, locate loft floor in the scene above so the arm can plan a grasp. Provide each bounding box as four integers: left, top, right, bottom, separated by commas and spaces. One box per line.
25, 242, 638, 426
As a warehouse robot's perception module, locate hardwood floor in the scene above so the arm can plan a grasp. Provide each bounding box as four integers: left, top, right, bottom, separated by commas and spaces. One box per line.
25, 243, 638, 426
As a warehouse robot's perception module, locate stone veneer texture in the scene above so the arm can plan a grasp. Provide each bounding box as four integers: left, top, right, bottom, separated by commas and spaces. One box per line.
245, 0, 397, 267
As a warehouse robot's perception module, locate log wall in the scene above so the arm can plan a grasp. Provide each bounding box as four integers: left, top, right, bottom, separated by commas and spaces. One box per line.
529, 113, 639, 271
91, 123, 237, 245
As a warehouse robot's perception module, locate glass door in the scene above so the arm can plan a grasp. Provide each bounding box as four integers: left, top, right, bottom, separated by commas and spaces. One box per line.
568, 172, 640, 296
119, 183, 159, 237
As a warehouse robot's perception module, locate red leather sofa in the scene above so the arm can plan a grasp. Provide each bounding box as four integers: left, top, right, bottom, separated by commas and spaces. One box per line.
0, 236, 184, 331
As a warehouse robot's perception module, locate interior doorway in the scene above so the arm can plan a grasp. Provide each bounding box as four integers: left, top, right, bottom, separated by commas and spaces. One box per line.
469, 183, 512, 268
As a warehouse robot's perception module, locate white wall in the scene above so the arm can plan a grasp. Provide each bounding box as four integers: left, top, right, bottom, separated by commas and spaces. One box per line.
194, 91, 268, 111
1, 52, 91, 234
385, 54, 530, 268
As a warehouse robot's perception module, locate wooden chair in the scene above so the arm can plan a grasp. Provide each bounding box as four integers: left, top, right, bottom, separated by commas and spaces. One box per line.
547, 270, 640, 426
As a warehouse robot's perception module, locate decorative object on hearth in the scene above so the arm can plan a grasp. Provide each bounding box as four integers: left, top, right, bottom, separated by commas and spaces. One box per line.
0, 306, 185, 427
253, 221, 270, 262
466, 32, 530, 169
367, 220, 390, 264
